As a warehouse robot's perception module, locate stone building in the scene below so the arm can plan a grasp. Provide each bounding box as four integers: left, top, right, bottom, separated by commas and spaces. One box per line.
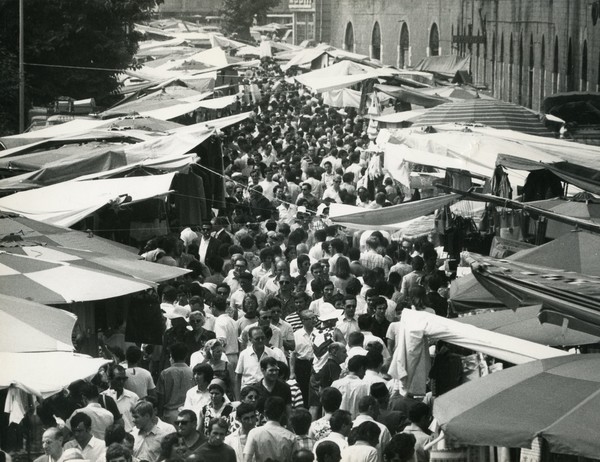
330, 0, 600, 110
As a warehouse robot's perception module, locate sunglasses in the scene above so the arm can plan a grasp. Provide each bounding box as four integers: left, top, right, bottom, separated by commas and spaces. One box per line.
175, 420, 191, 426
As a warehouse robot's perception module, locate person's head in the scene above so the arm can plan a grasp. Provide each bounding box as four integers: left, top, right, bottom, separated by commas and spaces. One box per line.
259, 247, 275, 267
216, 284, 230, 299
235, 402, 257, 433
70, 412, 92, 447
240, 385, 260, 404
408, 402, 432, 430
41, 427, 63, 459
239, 272, 254, 292
355, 421, 381, 447
310, 262, 323, 280
169, 342, 188, 363
411, 256, 425, 272
300, 309, 316, 330
373, 296, 387, 320
188, 310, 206, 331
292, 449, 315, 462
328, 342, 347, 365
131, 400, 155, 432
330, 409, 353, 436
410, 285, 427, 308
383, 434, 417, 462
343, 295, 357, 319
192, 363, 214, 388
357, 313, 373, 332
315, 441, 341, 462
249, 326, 266, 349
348, 331, 364, 348
357, 395, 380, 419
278, 272, 293, 292
322, 280, 335, 301
257, 306, 273, 328
200, 222, 213, 240
159, 432, 187, 461
297, 254, 311, 274
266, 297, 283, 322
370, 382, 390, 409
233, 258, 248, 277
207, 418, 229, 447
106, 443, 132, 462
366, 350, 384, 372
290, 408, 312, 436
263, 396, 287, 423
320, 387, 343, 413
211, 295, 228, 314
208, 378, 227, 407
125, 346, 143, 366
260, 356, 280, 383
104, 424, 131, 448
108, 364, 128, 393
242, 293, 259, 317
347, 355, 368, 379
175, 410, 198, 438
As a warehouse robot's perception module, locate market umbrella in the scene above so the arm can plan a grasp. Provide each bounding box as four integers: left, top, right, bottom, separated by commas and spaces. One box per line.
412, 99, 554, 137
0, 251, 153, 304
0, 293, 76, 353
434, 353, 600, 458
450, 230, 600, 312
466, 253, 600, 336
0, 213, 188, 283
525, 197, 600, 238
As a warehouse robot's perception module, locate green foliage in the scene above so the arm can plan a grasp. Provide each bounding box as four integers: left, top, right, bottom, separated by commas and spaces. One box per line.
220, 0, 281, 40
0, 0, 158, 135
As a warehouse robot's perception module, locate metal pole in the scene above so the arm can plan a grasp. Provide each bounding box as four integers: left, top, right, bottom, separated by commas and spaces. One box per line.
19, 0, 25, 133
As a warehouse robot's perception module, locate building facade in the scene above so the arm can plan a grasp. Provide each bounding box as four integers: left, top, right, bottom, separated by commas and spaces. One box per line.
330, 0, 600, 110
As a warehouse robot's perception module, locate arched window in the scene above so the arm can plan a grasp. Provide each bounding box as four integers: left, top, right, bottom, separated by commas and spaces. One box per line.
540, 36, 545, 105
344, 22, 354, 52
371, 22, 382, 61
528, 35, 534, 108
399, 23, 410, 69
582, 40, 588, 91
567, 38, 575, 91
429, 23, 440, 56
553, 36, 559, 93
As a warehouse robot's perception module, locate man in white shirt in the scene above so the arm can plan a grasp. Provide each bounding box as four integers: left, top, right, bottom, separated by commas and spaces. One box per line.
313, 409, 352, 454
212, 296, 239, 370
352, 396, 392, 462
183, 363, 213, 423
101, 365, 139, 432
236, 326, 284, 393
67, 383, 114, 440
64, 413, 106, 462
330, 355, 369, 419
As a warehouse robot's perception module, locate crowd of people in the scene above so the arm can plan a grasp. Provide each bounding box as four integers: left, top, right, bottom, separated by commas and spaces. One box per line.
32, 57, 457, 462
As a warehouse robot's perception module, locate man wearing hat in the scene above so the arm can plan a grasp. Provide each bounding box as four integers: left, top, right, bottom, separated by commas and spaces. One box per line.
307, 304, 345, 419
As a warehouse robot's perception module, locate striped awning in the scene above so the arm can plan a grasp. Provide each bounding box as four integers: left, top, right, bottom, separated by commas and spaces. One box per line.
413, 99, 554, 137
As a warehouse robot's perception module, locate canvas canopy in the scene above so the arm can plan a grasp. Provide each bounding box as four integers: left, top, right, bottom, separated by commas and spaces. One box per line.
388, 309, 568, 396
329, 194, 460, 230
0, 173, 176, 227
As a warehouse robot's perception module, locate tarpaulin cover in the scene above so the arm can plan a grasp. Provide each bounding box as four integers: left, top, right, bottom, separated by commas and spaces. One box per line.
467, 253, 600, 336
388, 309, 567, 395
375, 83, 450, 108
0, 173, 176, 227
456, 305, 600, 346
329, 194, 460, 230
413, 55, 471, 78
323, 89, 392, 109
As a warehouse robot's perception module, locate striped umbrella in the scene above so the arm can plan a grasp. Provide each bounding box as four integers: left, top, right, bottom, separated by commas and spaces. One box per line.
413, 99, 554, 137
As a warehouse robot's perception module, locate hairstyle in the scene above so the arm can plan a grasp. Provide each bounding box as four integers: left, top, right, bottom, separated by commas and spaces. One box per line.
347, 355, 367, 374
316, 441, 341, 462
264, 396, 286, 421
277, 360, 291, 381
248, 325, 264, 340
354, 421, 381, 444
125, 346, 143, 364
235, 402, 256, 421
290, 408, 312, 436
178, 409, 197, 423
159, 433, 180, 460
320, 387, 343, 413
411, 256, 425, 271
240, 385, 259, 400
329, 409, 352, 433
383, 434, 417, 462
104, 424, 128, 446
169, 342, 188, 362
81, 382, 99, 401
70, 412, 91, 430
357, 395, 378, 413
260, 356, 279, 370
265, 297, 282, 310
348, 331, 364, 347
366, 351, 384, 369
106, 443, 132, 462
208, 417, 230, 433
357, 314, 372, 331
408, 402, 431, 423
212, 295, 228, 312
131, 400, 154, 417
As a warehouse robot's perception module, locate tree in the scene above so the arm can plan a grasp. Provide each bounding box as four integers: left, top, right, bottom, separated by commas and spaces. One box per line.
0, 0, 158, 136
221, 0, 281, 41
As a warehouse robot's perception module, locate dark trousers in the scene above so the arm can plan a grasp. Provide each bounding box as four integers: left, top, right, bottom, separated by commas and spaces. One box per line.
294, 358, 312, 407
